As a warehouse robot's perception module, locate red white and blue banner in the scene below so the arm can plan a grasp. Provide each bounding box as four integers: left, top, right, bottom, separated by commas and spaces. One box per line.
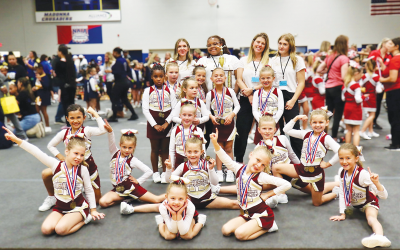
57, 25, 103, 44
371, 0, 400, 15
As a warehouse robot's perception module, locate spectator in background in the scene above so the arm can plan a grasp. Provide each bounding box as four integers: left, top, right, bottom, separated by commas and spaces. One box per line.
100, 51, 115, 99
164, 52, 171, 62
193, 48, 201, 62
24, 51, 38, 83
97, 55, 102, 66
78, 54, 88, 71
73, 55, 80, 73
123, 50, 132, 61
314, 41, 331, 61
52, 53, 65, 124
7, 53, 27, 82
16, 77, 42, 132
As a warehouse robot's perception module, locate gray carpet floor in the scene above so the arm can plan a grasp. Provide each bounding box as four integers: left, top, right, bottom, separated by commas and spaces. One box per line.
0, 98, 399, 249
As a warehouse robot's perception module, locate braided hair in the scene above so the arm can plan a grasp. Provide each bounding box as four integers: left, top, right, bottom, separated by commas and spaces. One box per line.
151, 63, 165, 77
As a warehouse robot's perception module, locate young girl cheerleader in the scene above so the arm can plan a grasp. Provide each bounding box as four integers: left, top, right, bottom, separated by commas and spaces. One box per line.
206, 68, 240, 183
330, 143, 390, 248
171, 77, 210, 131
193, 65, 208, 103
311, 59, 326, 110
84, 67, 101, 112
165, 136, 239, 209
169, 104, 205, 168
42, 105, 106, 212
32, 61, 52, 133
142, 63, 177, 183
155, 178, 207, 240
130, 60, 143, 108
99, 121, 165, 213
297, 92, 309, 130
210, 129, 291, 241
272, 109, 340, 206
252, 65, 284, 144
164, 61, 181, 101
359, 59, 380, 140
3, 127, 105, 235
342, 61, 364, 146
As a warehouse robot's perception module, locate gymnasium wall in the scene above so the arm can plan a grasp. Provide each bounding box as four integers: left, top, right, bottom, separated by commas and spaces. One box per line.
0, 0, 399, 57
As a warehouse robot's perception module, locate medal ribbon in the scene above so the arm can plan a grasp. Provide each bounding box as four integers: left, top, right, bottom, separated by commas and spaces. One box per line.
188, 159, 207, 172
181, 125, 194, 152
343, 165, 358, 206
154, 85, 165, 111
65, 127, 82, 145
259, 88, 273, 114
167, 80, 178, 92
115, 151, 129, 184
238, 165, 255, 208
63, 162, 79, 200
198, 87, 205, 100
305, 131, 325, 164
213, 87, 225, 117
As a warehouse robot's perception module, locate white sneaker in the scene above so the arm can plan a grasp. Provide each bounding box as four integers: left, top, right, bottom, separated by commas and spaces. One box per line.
97, 110, 106, 115
217, 171, 224, 182
120, 201, 135, 214
161, 172, 167, 183
226, 170, 235, 183
265, 196, 279, 208
158, 156, 163, 170
211, 184, 221, 194
360, 132, 371, 140
247, 137, 254, 144
45, 127, 52, 133
155, 215, 164, 225
277, 194, 288, 204
268, 221, 278, 233
332, 186, 340, 198
105, 108, 113, 119
362, 234, 391, 248
153, 172, 161, 183
368, 131, 380, 138
197, 214, 207, 226
339, 120, 346, 130
38, 196, 56, 211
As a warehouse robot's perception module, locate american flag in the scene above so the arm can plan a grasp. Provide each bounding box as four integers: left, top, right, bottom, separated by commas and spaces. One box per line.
371, 0, 400, 15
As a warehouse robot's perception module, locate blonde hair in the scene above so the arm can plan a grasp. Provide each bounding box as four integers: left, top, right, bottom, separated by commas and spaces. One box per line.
252, 146, 273, 174
185, 136, 203, 152
247, 33, 270, 66
173, 38, 193, 66
120, 133, 137, 146
312, 60, 322, 74
365, 60, 377, 75
259, 65, 275, 77
344, 65, 362, 87
277, 33, 297, 69
180, 103, 196, 115
378, 37, 391, 50
166, 182, 188, 196
320, 41, 331, 52
310, 109, 329, 121
165, 61, 179, 73
258, 115, 276, 127
67, 137, 88, 167
180, 77, 197, 98
338, 143, 363, 168
105, 52, 115, 67
146, 53, 159, 66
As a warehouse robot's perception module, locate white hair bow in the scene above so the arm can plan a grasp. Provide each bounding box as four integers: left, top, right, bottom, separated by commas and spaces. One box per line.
357, 146, 365, 161
320, 106, 333, 118
121, 129, 138, 135
170, 175, 190, 185
66, 133, 85, 140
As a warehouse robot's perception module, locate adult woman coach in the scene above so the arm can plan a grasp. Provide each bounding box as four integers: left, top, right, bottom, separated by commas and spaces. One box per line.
270, 33, 305, 157
317, 35, 349, 141
166, 38, 195, 82
234, 33, 269, 163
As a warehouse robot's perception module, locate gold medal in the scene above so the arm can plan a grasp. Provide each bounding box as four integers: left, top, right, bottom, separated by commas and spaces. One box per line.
159, 112, 164, 118
116, 186, 125, 192
308, 166, 315, 173
70, 201, 76, 209
205, 156, 211, 162
345, 208, 354, 216
220, 119, 225, 125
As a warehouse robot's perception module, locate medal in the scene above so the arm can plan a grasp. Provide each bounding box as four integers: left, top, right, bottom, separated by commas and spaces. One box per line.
181, 125, 194, 153
158, 112, 164, 118
305, 131, 325, 164
308, 166, 315, 173
154, 85, 165, 112
219, 119, 225, 125
70, 201, 76, 209
188, 159, 207, 171
343, 165, 358, 208
116, 186, 125, 193
238, 165, 255, 209
345, 207, 354, 216
115, 151, 129, 185
213, 87, 226, 122
205, 156, 211, 162
259, 88, 273, 115
198, 87, 205, 101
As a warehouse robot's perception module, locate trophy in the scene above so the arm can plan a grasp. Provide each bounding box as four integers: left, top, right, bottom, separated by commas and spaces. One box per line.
218, 45, 233, 88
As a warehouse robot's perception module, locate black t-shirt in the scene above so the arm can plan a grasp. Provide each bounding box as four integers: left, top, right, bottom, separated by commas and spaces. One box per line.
7, 64, 27, 81
17, 90, 37, 118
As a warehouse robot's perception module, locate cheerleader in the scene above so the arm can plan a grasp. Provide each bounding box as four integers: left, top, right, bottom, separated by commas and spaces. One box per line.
43, 105, 106, 211
252, 65, 284, 144
330, 143, 390, 248
155, 178, 206, 240
84, 67, 101, 112
165, 136, 239, 209
342, 61, 364, 146
32, 61, 52, 133
99, 121, 165, 213
210, 129, 291, 240
169, 104, 205, 168
3, 127, 105, 235
166, 38, 196, 83
360, 59, 380, 140
171, 77, 210, 131
206, 68, 240, 183
130, 60, 143, 108
142, 63, 177, 183
272, 110, 340, 206
193, 65, 208, 103
164, 61, 181, 101
311, 59, 326, 110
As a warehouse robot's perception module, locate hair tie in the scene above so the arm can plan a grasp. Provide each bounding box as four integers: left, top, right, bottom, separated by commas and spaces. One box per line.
265, 65, 271, 68
180, 98, 194, 105
121, 129, 138, 135
192, 131, 207, 144
319, 106, 333, 118
356, 146, 365, 161
170, 176, 190, 185
66, 133, 85, 140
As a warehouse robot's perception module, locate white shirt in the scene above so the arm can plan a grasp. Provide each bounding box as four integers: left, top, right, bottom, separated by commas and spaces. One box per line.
159, 199, 196, 235
237, 56, 263, 92
270, 55, 306, 93
166, 58, 196, 83
100, 62, 115, 82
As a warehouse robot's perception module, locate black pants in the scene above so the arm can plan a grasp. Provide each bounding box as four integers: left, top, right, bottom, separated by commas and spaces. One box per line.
325, 85, 345, 138
204, 119, 213, 149
111, 80, 136, 119
105, 81, 113, 100
234, 96, 254, 162
386, 89, 400, 146
61, 87, 76, 126
278, 90, 303, 158
374, 92, 384, 124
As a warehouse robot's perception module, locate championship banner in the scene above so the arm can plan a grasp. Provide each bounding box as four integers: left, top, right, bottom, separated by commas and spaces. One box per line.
57, 25, 103, 44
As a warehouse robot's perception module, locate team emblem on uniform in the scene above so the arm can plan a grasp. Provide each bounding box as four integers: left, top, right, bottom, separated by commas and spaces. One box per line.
72, 25, 89, 43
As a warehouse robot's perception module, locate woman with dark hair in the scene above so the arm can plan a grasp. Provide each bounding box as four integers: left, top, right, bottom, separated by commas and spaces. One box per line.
380, 37, 400, 151
55, 45, 76, 126
16, 77, 41, 133
317, 35, 349, 141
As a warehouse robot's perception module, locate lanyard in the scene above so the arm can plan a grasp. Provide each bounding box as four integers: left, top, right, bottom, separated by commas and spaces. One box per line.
252, 61, 261, 76
179, 60, 187, 66
211, 56, 220, 68
280, 56, 290, 79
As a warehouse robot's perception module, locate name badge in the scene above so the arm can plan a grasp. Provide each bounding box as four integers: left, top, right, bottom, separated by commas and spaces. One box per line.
279, 80, 287, 87
251, 77, 259, 83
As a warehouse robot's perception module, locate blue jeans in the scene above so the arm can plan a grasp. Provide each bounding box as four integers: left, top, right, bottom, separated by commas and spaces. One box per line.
55, 102, 64, 121
19, 113, 41, 131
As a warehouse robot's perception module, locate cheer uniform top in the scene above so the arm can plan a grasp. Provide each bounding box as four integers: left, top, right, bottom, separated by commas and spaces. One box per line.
303, 68, 314, 100
338, 167, 388, 214
165, 81, 182, 101
342, 81, 364, 125
34, 72, 51, 106
283, 119, 340, 192
159, 199, 199, 235
47, 118, 106, 189
197, 85, 207, 103
107, 131, 152, 198
165, 159, 218, 209
171, 98, 210, 130
20, 141, 95, 224
142, 85, 177, 139
252, 87, 284, 124
169, 125, 206, 168
215, 147, 291, 229
311, 75, 326, 110
360, 73, 380, 112
206, 87, 240, 142
165, 58, 196, 84
84, 75, 100, 100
